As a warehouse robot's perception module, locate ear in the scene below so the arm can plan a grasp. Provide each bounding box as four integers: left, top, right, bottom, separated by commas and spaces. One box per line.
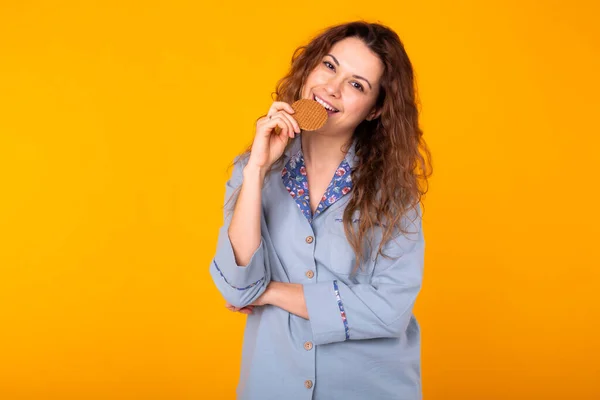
366, 107, 382, 121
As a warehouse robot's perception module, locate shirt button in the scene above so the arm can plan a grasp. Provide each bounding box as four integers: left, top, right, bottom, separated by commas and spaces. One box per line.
304, 380, 313, 389
304, 341, 313, 351
305, 235, 314, 244
305, 270, 314, 279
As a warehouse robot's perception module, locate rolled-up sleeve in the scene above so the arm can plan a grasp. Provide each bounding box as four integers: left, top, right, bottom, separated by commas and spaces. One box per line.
304, 204, 424, 345
209, 157, 271, 308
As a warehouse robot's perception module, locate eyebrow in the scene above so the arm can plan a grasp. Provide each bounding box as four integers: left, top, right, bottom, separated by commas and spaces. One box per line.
326, 53, 373, 90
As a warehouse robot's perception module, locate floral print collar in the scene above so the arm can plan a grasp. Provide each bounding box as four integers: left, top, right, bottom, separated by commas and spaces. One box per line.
281, 136, 356, 223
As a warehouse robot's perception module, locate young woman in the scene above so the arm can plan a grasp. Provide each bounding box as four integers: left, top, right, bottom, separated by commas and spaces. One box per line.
209, 21, 432, 400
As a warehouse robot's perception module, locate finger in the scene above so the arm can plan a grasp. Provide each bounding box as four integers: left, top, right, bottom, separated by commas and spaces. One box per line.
256, 115, 269, 126
277, 111, 301, 134
267, 101, 295, 117
238, 308, 253, 315
269, 115, 292, 138
260, 110, 299, 137
257, 114, 287, 136
271, 113, 295, 138
278, 114, 295, 138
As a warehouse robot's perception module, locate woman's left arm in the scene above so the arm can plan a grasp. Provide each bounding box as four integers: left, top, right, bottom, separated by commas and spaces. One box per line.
252, 281, 309, 319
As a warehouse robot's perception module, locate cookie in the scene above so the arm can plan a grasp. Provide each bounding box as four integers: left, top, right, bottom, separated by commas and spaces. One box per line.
291, 99, 328, 131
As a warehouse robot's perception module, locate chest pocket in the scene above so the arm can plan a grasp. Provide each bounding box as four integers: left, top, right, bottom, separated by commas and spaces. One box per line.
324, 210, 377, 276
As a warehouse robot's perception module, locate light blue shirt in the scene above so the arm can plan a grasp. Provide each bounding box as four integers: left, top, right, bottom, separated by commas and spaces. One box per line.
209, 135, 425, 400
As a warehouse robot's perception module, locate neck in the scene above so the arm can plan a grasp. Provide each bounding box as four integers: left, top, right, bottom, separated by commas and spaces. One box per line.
301, 132, 351, 172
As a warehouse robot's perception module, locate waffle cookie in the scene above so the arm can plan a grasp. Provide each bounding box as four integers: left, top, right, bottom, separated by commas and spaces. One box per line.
291, 99, 328, 131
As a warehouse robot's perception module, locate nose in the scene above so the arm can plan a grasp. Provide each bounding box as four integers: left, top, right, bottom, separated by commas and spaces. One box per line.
323, 76, 343, 98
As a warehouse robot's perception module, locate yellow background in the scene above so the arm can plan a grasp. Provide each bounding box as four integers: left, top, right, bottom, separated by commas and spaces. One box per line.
1, 0, 599, 399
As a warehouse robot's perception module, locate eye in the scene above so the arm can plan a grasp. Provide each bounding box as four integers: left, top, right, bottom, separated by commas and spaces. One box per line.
323, 61, 335, 71
351, 82, 364, 92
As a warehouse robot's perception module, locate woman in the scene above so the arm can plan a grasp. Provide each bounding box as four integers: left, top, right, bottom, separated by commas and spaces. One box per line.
209, 21, 432, 400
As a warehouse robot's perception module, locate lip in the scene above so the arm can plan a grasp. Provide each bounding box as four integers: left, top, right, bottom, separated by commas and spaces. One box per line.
313, 94, 339, 112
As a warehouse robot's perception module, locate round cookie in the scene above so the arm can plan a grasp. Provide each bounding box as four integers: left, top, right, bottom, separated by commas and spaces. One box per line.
291, 99, 328, 131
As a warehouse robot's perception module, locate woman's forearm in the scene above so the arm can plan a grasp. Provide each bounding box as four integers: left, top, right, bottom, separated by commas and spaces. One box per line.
265, 282, 309, 319
227, 164, 266, 266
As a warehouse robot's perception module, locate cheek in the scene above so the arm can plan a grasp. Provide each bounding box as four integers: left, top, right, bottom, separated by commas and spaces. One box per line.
306, 70, 329, 88
344, 95, 371, 117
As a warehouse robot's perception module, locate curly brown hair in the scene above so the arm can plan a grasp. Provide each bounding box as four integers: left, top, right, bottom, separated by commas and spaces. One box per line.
231, 21, 432, 275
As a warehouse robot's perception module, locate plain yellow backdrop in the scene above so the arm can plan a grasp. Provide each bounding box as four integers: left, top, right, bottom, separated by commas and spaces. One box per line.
1, 0, 599, 399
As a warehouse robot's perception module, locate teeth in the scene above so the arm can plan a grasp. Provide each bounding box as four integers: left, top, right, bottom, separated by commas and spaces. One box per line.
314, 96, 338, 112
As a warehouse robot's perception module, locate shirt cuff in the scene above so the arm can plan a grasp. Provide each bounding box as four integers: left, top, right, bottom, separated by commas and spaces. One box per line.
303, 280, 349, 345
212, 223, 266, 289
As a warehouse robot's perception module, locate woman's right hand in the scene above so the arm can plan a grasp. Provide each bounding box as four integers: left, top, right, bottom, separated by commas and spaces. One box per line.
247, 101, 301, 172
225, 302, 255, 315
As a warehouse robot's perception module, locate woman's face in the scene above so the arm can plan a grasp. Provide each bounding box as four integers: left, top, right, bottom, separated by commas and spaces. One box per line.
301, 37, 384, 137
